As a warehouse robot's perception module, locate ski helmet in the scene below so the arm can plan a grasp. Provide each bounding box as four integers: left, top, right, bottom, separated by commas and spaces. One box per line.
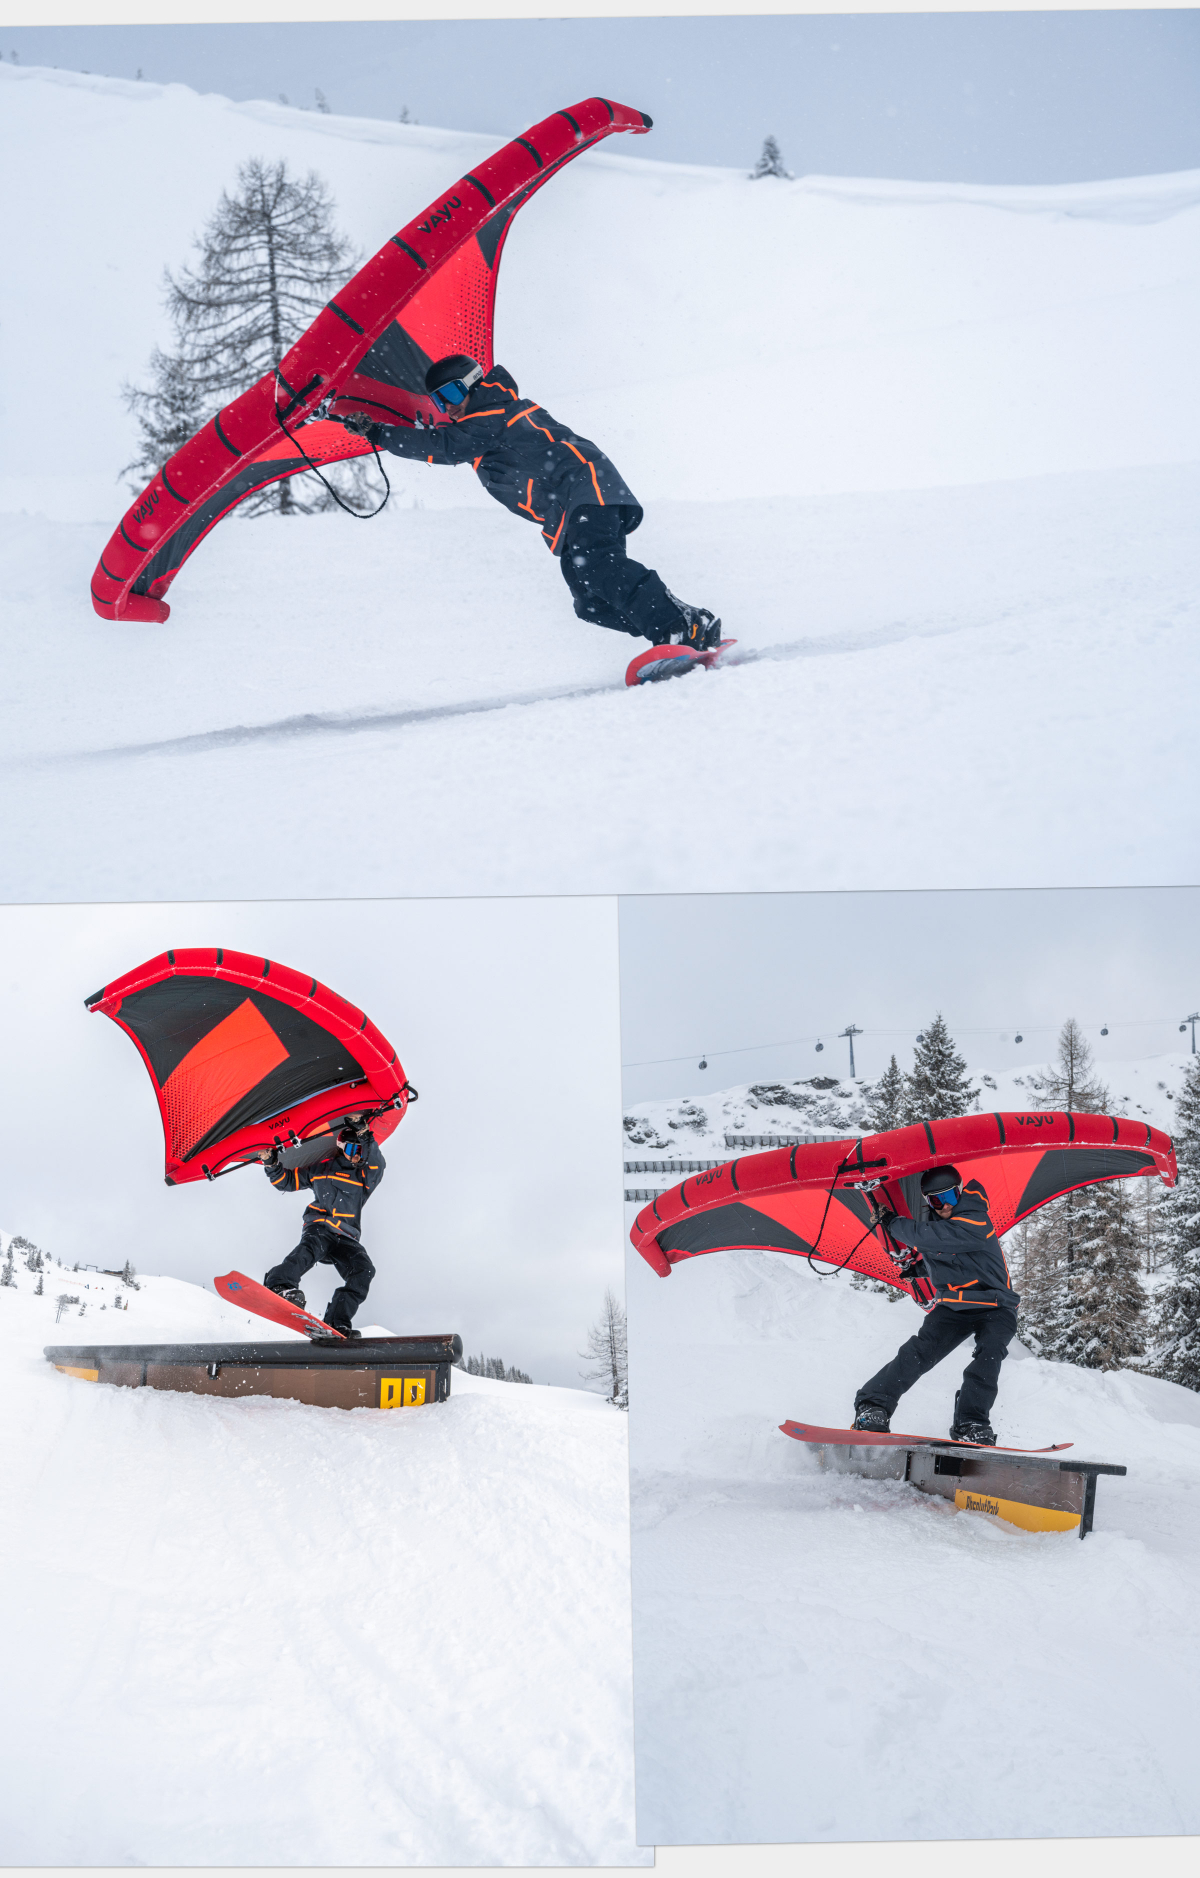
921, 1165, 962, 1208
425, 355, 484, 411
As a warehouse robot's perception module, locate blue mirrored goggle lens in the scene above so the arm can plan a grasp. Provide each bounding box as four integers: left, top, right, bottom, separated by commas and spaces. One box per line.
434, 379, 469, 408
927, 1188, 958, 1207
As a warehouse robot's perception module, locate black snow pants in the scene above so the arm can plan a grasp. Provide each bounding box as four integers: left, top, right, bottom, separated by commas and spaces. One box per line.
854, 1304, 1018, 1426
559, 505, 682, 643
265, 1221, 376, 1332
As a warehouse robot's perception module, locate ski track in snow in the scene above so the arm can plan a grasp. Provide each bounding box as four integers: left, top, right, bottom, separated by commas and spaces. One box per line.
0, 1267, 646, 1866
625, 1244, 1200, 1845
63, 615, 972, 762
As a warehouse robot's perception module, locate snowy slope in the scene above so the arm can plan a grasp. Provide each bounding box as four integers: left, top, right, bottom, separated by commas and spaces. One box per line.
3, 65, 1200, 898
0, 1255, 644, 1866
623, 1052, 1192, 1164
625, 1241, 1200, 1845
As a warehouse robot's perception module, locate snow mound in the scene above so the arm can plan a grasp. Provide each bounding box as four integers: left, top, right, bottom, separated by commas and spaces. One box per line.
0, 1255, 644, 1865
626, 1240, 1200, 1844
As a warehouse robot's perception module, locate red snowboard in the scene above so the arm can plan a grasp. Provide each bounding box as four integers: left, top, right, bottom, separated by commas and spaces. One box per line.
214, 1270, 345, 1340
780, 1420, 1072, 1455
625, 638, 737, 687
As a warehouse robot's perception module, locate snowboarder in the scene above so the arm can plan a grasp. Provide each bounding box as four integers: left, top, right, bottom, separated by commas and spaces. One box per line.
851, 1166, 1021, 1445
341, 356, 721, 661
261, 1121, 384, 1338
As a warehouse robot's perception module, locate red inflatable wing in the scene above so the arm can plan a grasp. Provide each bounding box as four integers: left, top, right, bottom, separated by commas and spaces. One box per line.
87, 947, 413, 1184
629, 1111, 1176, 1295
91, 98, 652, 625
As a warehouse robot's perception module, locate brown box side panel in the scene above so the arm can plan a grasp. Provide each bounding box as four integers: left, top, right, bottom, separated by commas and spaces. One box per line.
94, 1361, 147, 1389
139, 1364, 439, 1409
909, 1452, 1085, 1516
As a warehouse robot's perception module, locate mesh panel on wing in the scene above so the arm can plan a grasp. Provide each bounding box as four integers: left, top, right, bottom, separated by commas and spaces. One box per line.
161, 998, 289, 1160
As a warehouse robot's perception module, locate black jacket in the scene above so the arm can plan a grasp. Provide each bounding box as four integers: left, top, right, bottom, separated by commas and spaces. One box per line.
887, 1181, 1019, 1311
368, 365, 642, 556
266, 1137, 384, 1242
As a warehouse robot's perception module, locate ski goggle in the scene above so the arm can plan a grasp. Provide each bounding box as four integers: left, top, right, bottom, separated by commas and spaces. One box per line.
339, 1135, 364, 1161
431, 379, 474, 413
925, 1186, 959, 1209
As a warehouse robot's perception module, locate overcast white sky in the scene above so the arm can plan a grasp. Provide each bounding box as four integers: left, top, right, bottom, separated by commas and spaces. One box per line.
5, 13, 1199, 182
619, 888, 1200, 1104
0, 897, 622, 1387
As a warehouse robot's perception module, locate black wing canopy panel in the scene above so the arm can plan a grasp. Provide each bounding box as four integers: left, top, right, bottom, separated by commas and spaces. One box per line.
658, 1201, 817, 1260
116, 975, 365, 1163
1014, 1147, 1157, 1219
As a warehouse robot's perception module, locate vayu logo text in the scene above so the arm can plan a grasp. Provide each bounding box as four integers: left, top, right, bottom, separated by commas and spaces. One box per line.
417, 194, 462, 234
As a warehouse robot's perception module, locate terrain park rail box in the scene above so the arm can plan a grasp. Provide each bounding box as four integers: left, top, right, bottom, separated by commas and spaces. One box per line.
44, 1335, 464, 1410
783, 1425, 1125, 1538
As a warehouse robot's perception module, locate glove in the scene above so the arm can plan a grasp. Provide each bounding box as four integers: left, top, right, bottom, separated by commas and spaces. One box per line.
894, 1247, 928, 1283
868, 1198, 897, 1232
259, 1148, 279, 1167
338, 411, 379, 440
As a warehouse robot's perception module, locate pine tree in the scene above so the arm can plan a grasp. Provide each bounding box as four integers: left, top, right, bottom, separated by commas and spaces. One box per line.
1023, 1018, 1110, 1114
1152, 1055, 1200, 1389
1019, 1020, 1112, 1358
901, 1015, 978, 1123
580, 1288, 629, 1409
121, 1260, 140, 1291
123, 157, 364, 514
1064, 1179, 1147, 1369
122, 349, 207, 491
0, 1247, 14, 1288
1137, 1176, 1166, 1273
751, 135, 793, 180
865, 1055, 906, 1133
1013, 1208, 1068, 1357
456, 1351, 531, 1382
12, 1235, 43, 1271
35, 1273, 44, 1297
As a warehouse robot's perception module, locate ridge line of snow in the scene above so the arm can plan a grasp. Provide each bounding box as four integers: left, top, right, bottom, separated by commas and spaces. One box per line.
4, 62, 1200, 218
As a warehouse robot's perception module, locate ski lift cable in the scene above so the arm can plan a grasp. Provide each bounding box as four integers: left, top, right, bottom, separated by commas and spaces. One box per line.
622, 1013, 1194, 1071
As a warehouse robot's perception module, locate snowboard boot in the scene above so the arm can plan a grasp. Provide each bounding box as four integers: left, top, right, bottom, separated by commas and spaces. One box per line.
852, 1405, 891, 1433
268, 1282, 307, 1309
950, 1420, 997, 1446
950, 1387, 996, 1445
666, 595, 722, 653
325, 1319, 361, 1340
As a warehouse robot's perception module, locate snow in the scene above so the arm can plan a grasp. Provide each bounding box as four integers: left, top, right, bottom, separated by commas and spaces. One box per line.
3, 63, 1199, 897
0, 1254, 645, 1866
625, 1239, 1200, 1845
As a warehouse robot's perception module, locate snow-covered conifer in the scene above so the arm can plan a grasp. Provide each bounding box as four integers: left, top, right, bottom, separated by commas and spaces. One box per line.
1011, 1021, 1112, 1358
12, 1235, 43, 1271
0, 1246, 14, 1287
123, 157, 365, 513
121, 1260, 140, 1290
751, 135, 793, 180
1152, 1055, 1200, 1389
865, 1055, 905, 1133
900, 1015, 977, 1123
580, 1288, 629, 1409
1064, 1179, 1147, 1369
